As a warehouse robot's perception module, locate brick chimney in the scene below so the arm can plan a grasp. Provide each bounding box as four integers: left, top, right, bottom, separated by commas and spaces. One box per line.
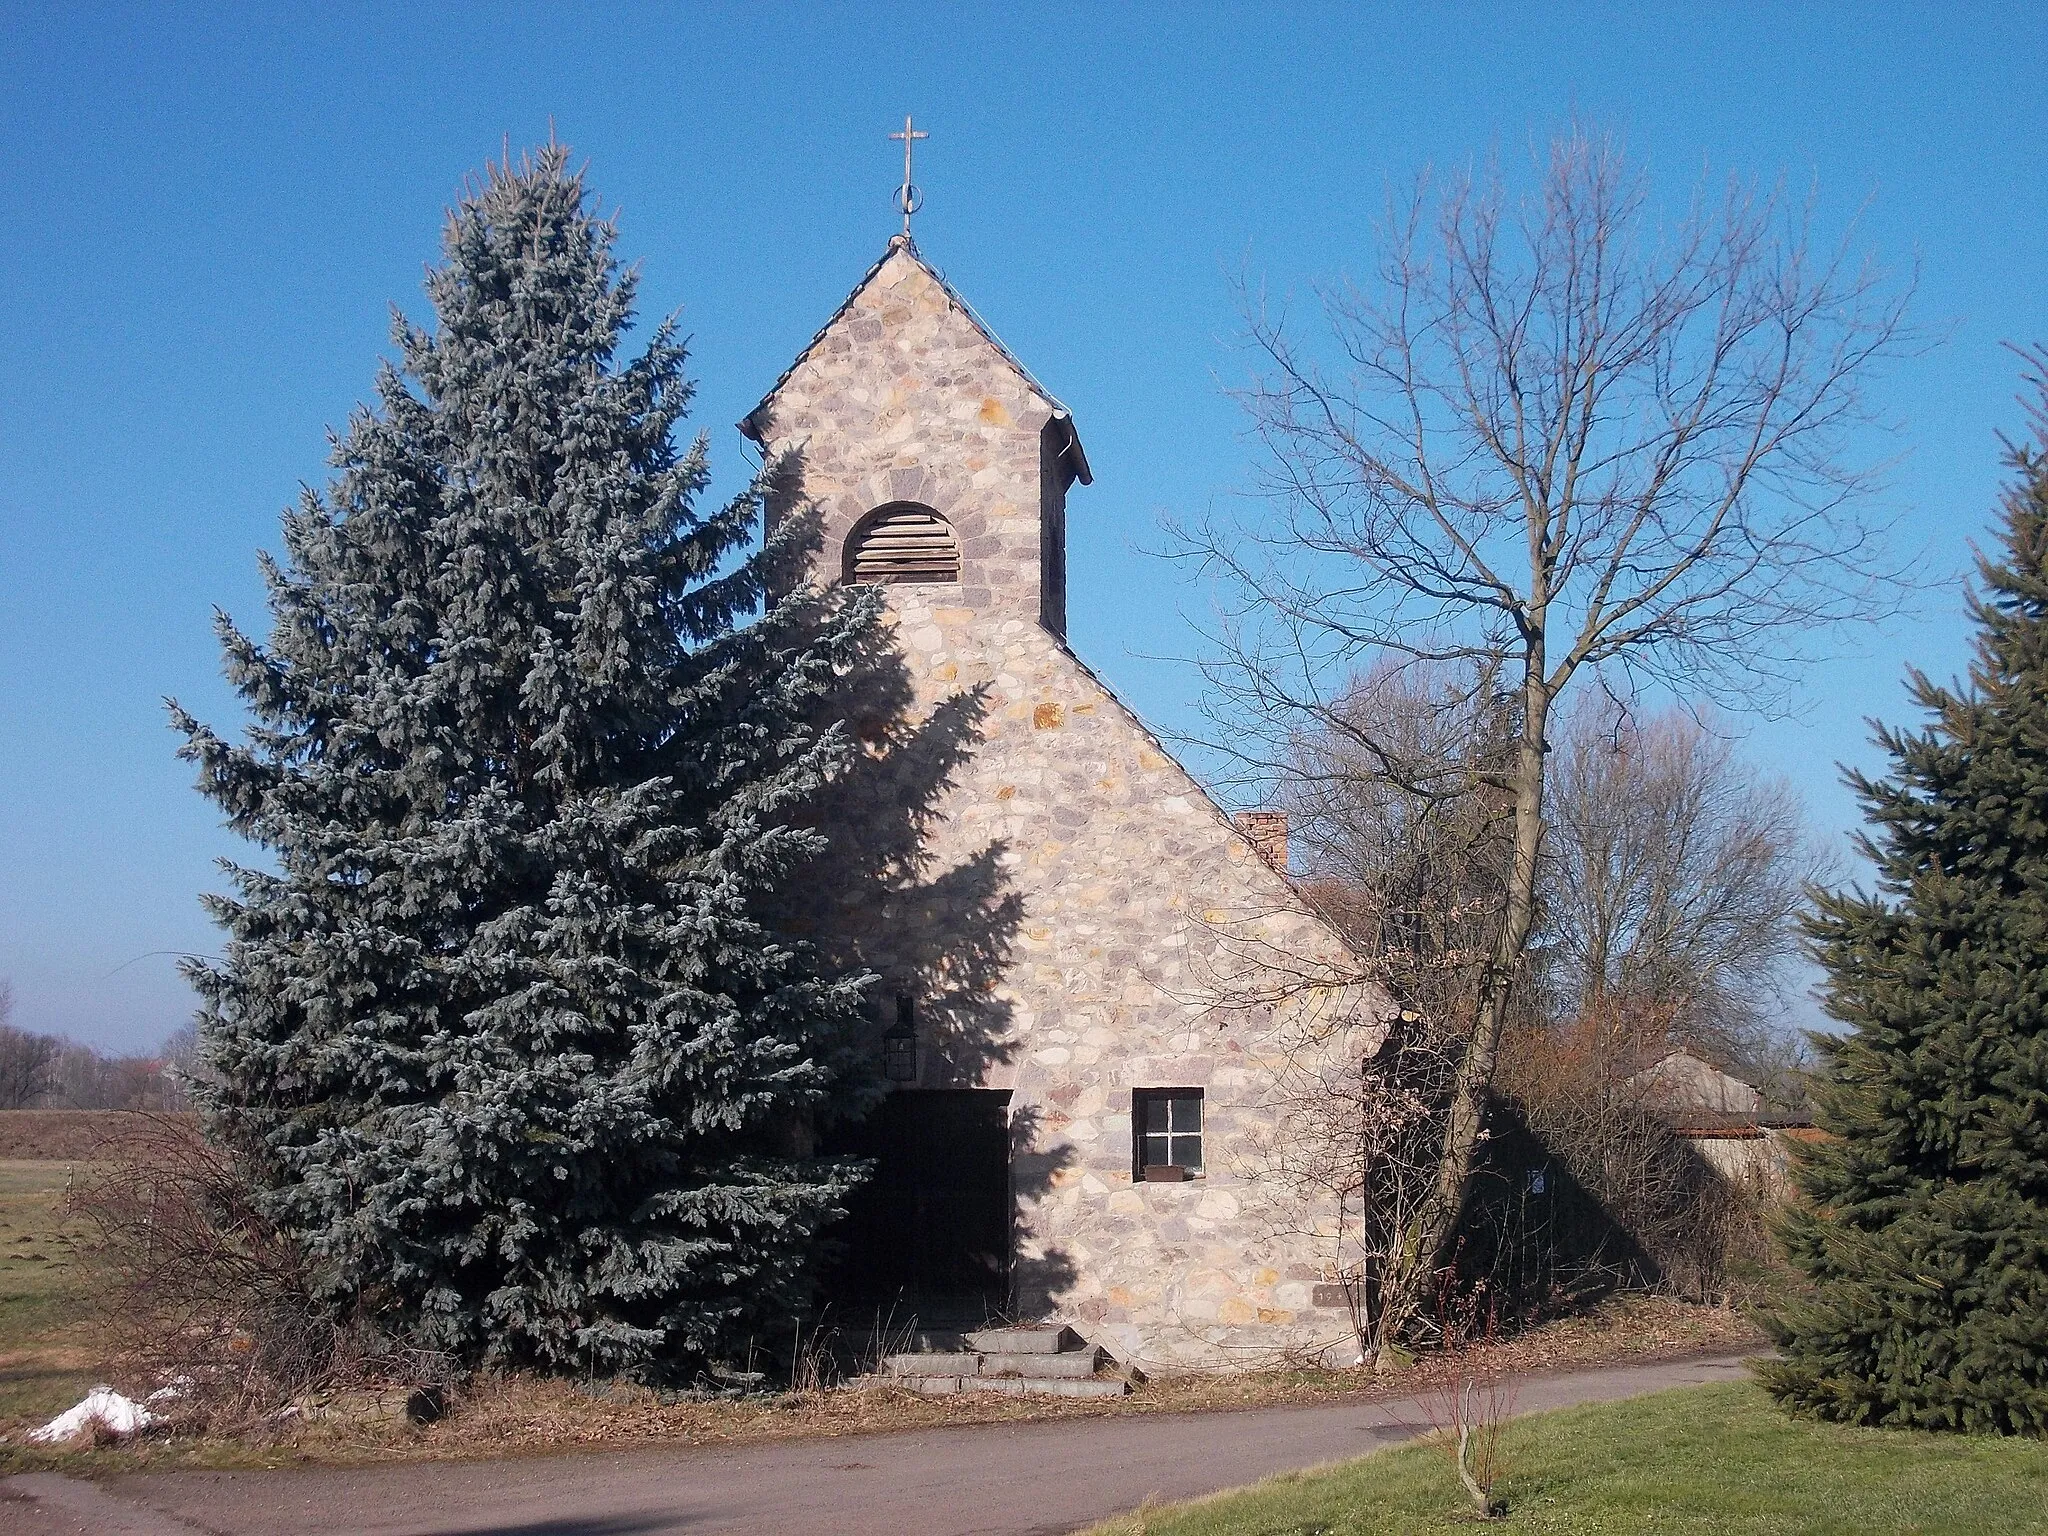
1235, 810, 1289, 875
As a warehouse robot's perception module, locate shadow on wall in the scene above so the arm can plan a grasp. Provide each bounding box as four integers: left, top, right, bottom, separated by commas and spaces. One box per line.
765, 480, 1071, 1327
1454, 1101, 1651, 1322
1454, 1097, 1751, 1322
1009, 1100, 1078, 1321
781, 610, 1023, 1098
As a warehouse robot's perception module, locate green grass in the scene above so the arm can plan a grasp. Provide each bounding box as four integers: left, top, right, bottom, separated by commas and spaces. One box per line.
0, 1159, 100, 1424
1090, 1381, 2048, 1536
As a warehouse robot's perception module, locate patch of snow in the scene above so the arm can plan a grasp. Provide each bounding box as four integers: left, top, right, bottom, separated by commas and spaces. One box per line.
28, 1385, 157, 1443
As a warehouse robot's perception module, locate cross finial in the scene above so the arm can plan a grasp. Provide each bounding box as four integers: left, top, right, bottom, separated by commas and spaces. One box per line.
889, 114, 929, 240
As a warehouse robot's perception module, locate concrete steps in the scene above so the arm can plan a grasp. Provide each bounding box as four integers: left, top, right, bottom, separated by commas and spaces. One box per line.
966, 1325, 1084, 1354
855, 1323, 1137, 1398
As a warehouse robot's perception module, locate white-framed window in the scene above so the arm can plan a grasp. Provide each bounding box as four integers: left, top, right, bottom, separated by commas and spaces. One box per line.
1134, 1087, 1203, 1175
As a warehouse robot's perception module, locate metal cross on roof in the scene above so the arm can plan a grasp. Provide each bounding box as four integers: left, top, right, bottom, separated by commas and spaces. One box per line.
889, 114, 928, 239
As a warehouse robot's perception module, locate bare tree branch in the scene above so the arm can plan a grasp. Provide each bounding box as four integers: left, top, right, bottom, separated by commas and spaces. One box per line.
1164, 123, 1918, 1320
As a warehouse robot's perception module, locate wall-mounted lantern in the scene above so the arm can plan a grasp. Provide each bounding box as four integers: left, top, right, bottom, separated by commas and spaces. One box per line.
883, 992, 918, 1083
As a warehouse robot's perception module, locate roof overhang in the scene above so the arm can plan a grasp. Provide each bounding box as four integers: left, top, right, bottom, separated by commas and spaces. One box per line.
1047, 408, 1092, 488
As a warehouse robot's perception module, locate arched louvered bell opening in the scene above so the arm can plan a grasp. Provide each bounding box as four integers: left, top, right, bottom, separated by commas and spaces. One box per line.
844, 502, 960, 585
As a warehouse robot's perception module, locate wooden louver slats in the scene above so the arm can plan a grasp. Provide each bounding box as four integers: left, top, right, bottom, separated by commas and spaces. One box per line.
847, 505, 960, 584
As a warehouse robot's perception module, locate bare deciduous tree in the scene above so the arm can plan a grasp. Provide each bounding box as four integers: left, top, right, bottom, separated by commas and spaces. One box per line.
1260, 676, 1809, 1330
0, 985, 194, 1112
44, 1038, 185, 1111
1214, 666, 1525, 1365
1174, 125, 1914, 1323
1231, 666, 1520, 1363
1545, 698, 1825, 1064
0, 983, 61, 1111
1283, 661, 1520, 1028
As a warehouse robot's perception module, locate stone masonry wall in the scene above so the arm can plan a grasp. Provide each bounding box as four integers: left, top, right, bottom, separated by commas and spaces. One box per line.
751, 244, 1055, 623
749, 243, 1384, 1372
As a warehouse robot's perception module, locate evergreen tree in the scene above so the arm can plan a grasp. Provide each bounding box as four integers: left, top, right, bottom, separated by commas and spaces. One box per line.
171, 147, 885, 1377
1766, 356, 2048, 1433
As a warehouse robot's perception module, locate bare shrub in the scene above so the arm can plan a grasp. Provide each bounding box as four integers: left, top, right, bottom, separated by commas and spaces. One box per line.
67, 1115, 446, 1430
1430, 1371, 1516, 1519
1495, 1003, 1769, 1301
1418, 1293, 1518, 1519
1704, 1159, 1786, 1309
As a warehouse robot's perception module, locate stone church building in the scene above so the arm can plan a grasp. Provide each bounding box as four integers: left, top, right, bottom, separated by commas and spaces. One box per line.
742, 236, 1381, 1373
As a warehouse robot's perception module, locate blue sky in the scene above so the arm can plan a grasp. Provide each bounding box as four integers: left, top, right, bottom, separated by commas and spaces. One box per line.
2, 3, 2043, 1052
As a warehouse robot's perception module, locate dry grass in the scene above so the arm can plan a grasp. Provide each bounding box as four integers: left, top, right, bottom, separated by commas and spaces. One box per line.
0, 1292, 1763, 1475
0, 1161, 99, 1426
0, 1112, 194, 1162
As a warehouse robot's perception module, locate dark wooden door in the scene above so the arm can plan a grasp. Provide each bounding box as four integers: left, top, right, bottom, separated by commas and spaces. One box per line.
824, 1089, 1011, 1315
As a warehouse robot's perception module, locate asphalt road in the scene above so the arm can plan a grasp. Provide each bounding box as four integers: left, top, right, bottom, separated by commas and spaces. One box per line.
4, 1353, 1755, 1536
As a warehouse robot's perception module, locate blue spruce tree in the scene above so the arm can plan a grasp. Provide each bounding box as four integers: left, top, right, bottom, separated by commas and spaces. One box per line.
1766, 355, 2048, 1432
171, 147, 887, 1376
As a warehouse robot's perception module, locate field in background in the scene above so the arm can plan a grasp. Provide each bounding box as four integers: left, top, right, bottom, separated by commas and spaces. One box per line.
0, 1112, 174, 1426
0, 1110, 195, 1162
0, 1159, 97, 1424
1084, 1382, 2048, 1535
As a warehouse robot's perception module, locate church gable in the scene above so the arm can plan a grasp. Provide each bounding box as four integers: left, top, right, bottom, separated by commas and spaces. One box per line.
742, 239, 1087, 631
847, 583, 1376, 1369
746, 234, 1378, 1372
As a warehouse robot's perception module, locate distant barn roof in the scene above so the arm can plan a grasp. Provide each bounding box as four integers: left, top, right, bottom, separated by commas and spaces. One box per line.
739, 235, 1091, 489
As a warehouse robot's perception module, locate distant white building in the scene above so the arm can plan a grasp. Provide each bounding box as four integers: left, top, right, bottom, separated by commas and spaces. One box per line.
1629, 1048, 1813, 1190
1629, 1048, 1763, 1116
